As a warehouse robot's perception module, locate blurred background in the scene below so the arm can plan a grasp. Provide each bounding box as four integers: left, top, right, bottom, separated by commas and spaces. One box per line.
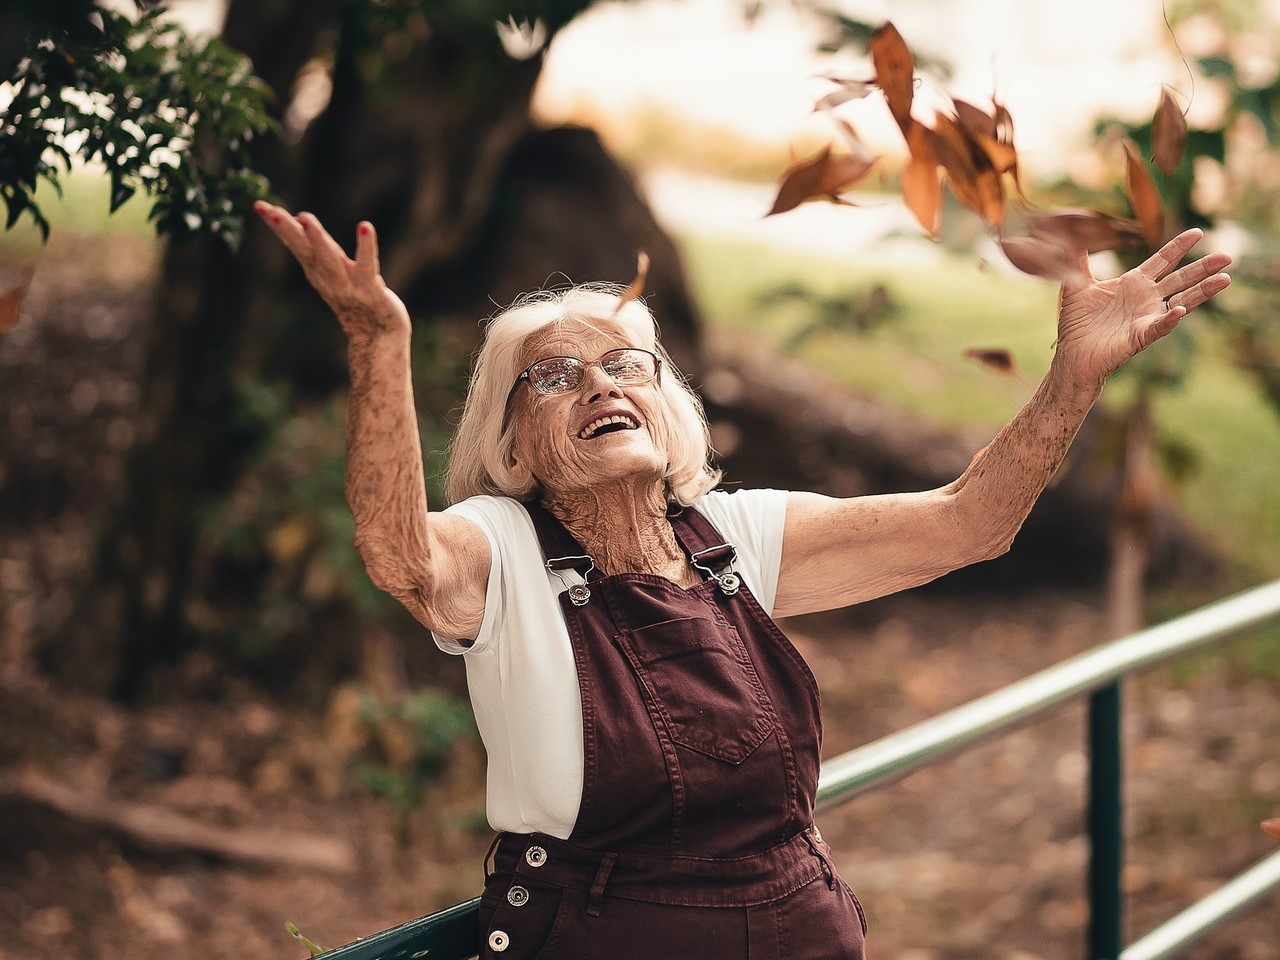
1, 0, 1279, 957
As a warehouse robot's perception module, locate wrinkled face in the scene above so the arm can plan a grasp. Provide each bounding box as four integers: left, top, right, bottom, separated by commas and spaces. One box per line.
509, 319, 669, 499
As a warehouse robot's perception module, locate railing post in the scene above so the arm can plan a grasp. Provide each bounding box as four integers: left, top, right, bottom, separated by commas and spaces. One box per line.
1087, 680, 1124, 959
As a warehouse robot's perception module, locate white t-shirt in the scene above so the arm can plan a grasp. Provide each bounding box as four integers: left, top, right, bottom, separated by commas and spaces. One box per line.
433, 488, 790, 839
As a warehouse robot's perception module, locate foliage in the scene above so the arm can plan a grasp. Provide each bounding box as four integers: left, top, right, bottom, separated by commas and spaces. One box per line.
355, 688, 477, 812
1, 3, 275, 248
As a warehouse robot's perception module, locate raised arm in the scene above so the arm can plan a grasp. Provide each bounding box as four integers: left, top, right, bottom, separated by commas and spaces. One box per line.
254, 202, 489, 640
774, 229, 1232, 617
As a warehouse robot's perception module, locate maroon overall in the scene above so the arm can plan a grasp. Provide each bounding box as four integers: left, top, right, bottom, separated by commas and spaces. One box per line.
477, 503, 867, 959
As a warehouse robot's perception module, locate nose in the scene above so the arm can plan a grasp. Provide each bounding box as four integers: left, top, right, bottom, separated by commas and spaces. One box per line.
579, 362, 625, 403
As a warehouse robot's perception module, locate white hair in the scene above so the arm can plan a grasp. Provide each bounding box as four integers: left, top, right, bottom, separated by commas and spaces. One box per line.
445, 284, 721, 507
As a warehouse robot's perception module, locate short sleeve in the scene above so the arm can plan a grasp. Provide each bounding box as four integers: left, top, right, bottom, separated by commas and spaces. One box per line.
694, 488, 790, 614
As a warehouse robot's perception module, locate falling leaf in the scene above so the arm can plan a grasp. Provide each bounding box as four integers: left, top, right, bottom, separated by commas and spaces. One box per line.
1263, 818, 1280, 841
900, 121, 942, 236
973, 98, 1027, 202
766, 145, 877, 217
999, 235, 1086, 284
1026, 208, 1146, 254
613, 251, 650, 315
870, 22, 915, 133
931, 111, 1005, 225
1122, 138, 1164, 247
964, 347, 1019, 377
952, 99, 997, 139
1152, 87, 1188, 179
813, 76, 877, 112
0, 275, 32, 333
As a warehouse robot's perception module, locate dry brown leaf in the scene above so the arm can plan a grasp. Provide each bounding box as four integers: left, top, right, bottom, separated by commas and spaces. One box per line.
1263, 818, 1280, 840
0, 277, 32, 333
766, 145, 877, 217
963, 347, 1018, 377
999, 235, 1086, 284
870, 22, 915, 133
931, 111, 1005, 225
1026, 208, 1146, 254
1123, 138, 1164, 247
613, 251, 650, 315
952, 99, 997, 140
992, 99, 1027, 200
814, 77, 878, 112
901, 120, 941, 236
1152, 87, 1188, 179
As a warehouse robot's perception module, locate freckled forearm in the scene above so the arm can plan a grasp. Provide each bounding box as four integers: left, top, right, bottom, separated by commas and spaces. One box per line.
344, 328, 432, 586
950, 356, 1103, 551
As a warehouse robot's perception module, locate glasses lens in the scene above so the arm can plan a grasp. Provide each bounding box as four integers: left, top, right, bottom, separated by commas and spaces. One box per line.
527, 357, 584, 395
600, 349, 655, 383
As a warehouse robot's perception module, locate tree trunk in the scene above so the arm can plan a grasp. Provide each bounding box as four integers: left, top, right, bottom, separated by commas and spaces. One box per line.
44, 0, 705, 700
1106, 394, 1157, 640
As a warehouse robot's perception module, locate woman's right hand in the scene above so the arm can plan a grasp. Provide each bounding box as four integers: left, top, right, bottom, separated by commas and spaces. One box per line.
254, 200, 410, 342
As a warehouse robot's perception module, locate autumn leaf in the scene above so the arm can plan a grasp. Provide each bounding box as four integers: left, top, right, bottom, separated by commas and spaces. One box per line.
0, 275, 32, 333
1123, 138, 1164, 247
931, 110, 1005, 225
870, 22, 915, 134
992, 99, 1027, 200
814, 76, 878, 112
900, 120, 942, 236
1263, 818, 1280, 841
1026, 208, 1146, 254
1152, 87, 1188, 179
999, 235, 1086, 284
766, 145, 877, 216
613, 251, 650, 315
963, 347, 1019, 378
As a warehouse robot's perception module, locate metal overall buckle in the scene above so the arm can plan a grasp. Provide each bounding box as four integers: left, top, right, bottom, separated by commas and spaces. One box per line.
689, 544, 741, 596
546, 554, 597, 606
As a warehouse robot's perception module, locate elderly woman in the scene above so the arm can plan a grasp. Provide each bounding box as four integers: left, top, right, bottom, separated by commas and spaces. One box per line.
255, 200, 1230, 960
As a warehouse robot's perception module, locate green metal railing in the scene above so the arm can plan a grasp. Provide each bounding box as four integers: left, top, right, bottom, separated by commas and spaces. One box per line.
320, 580, 1280, 960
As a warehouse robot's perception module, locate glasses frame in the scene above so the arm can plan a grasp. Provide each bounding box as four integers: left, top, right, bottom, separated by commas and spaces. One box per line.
503, 347, 662, 416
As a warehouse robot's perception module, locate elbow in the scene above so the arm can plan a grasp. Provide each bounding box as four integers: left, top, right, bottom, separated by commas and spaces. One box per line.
353, 534, 428, 599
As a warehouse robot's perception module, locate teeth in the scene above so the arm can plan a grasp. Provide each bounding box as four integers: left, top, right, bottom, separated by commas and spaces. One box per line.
578, 414, 638, 439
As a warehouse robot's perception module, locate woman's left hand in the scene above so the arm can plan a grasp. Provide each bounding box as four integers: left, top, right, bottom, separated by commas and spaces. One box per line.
1055, 228, 1232, 386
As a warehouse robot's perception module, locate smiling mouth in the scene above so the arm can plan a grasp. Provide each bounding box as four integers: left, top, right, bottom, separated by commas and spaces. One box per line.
578, 415, 640, 440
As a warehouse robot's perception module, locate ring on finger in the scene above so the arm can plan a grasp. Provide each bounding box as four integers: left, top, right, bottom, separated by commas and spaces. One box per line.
1163, 295, 1174, 311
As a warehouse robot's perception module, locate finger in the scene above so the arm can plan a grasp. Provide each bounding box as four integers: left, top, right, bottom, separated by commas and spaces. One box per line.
354, 221, 380, 283
1059, 247, 1095, 295
1157, 251, 1232, 299
1138, 227, 1204, 281
1139, 305, 1185, 350
297, 212, 355, 273
1165, 272, 1231, 314
255, 200, 311, 259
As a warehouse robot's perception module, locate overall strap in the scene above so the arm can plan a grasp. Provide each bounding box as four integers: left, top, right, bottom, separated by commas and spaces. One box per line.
671, 507, 741, 596
523, 500, 600, 580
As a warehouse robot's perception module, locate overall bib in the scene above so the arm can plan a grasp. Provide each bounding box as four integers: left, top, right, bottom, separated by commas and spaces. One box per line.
477, 503, 868, 960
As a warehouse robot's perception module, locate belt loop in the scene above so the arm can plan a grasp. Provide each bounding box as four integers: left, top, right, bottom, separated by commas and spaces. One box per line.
585, 852, 617, 918
483, 833, 503, 881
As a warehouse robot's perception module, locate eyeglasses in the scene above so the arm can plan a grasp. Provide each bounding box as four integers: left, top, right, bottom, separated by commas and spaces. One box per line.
505, 348, 662, 410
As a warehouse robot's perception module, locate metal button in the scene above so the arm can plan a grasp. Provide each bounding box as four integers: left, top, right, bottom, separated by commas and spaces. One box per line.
812, 825, 824, 844
507, 885, 530, 907
488, 929, 510, 952
525, 845, 548, 868
568, 583, 591, 606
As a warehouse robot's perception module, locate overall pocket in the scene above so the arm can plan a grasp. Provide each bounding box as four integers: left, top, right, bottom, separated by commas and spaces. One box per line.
480, 873, 570, 960
615, 616, 774, 764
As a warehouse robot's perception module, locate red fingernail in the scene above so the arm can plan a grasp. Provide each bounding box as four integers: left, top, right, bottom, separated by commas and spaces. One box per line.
358, 223, 370, 236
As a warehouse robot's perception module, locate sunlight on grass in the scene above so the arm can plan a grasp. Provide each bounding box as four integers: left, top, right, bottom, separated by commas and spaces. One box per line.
682, 230, 1280, 583
0, 165, 157, 254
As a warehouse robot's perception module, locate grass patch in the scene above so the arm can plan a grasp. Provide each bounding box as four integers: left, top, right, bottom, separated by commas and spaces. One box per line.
0, 165, 157, 253
681, 229, 1280, 583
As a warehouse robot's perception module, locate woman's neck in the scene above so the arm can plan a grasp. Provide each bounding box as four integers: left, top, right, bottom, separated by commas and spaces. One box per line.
542, 480, 693, 582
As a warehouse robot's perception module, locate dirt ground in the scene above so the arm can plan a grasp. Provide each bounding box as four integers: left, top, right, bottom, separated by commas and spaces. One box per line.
1, 235, 1277, 960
